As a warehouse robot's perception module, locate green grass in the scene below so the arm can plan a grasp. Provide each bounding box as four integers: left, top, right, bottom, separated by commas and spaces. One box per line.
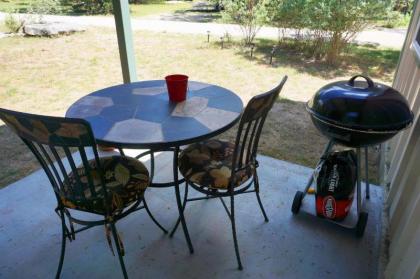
376, 13, 412, 29
0, 0, 30, 13
244, 38, 400, 81
0, 21, 7, 32
0, 28, 396, 187
0, 0, 73, 13
0, 0, 192, 17
345, 44, 401, 78
129, 2, 192, 17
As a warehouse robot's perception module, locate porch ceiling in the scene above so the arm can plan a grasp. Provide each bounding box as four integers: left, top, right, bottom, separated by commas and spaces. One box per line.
0, 152, 383, 278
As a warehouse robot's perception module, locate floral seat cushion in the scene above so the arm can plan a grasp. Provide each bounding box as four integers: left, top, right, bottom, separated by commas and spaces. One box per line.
61, 156, 149, 214
178, 140, 254, 189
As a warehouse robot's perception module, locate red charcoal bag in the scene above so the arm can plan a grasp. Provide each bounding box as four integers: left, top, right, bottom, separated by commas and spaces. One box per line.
315, 150, 357, 221
316, 195, 354, 220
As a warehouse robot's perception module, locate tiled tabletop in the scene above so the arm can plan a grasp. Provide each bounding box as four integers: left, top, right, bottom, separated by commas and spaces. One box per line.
66, 80, 243, 149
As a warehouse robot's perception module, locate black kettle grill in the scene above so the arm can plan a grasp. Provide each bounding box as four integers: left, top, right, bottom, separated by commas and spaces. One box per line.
306, 75, 413, 147
292, 75, 414, 237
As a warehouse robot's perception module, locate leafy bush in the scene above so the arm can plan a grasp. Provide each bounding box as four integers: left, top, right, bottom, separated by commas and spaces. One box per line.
129, 0, 165, 4
393, 0, 414, 14
379, 10, 411, 28
21, 0, 63, 23
266, 0, 307, 40
4, 13, 25, 33
310, 0, 391, 64
28, 0, 62, 15
70, 0, 113, 14
266, 0, 392, 64
222, 0, 267, 45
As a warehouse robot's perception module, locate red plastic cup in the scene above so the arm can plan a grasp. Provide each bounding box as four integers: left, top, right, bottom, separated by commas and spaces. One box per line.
165, 74, 189, 102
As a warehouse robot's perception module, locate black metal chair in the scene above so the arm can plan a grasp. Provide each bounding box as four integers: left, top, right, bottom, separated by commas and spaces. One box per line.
173, 76, 288, 269
0, 108, 167, 279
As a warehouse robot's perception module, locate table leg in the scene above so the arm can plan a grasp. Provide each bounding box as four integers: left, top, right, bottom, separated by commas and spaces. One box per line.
173, 147, 194, 254
170, 182, 189, 237
134, 149, 167, 234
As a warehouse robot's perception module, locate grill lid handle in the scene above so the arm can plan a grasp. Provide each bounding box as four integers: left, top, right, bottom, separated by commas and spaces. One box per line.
348, 75, 374, 88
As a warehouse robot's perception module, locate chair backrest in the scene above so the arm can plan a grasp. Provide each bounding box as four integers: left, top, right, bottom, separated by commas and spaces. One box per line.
230, 76, 288, 186
0, 108, 108, 210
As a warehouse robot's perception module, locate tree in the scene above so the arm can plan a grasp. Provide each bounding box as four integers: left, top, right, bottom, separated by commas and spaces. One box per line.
306, 0, 392, 64
69, 0, 113, 14
265, 0, 307, 41
223, 0, 267, 45
393, 0, 415, 14
29, 0, 62, 15
266, 0, 392, 64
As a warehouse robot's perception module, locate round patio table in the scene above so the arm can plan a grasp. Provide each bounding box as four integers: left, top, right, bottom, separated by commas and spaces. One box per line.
66, 80, 243, 254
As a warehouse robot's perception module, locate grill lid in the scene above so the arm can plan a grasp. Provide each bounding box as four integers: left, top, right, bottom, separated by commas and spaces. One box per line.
307, 75, 413, 131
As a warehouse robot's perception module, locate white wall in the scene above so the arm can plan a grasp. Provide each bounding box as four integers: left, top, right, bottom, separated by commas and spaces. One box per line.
384, 1, 420, 278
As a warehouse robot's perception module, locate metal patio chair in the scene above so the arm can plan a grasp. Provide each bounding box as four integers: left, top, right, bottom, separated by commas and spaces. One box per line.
173, 76, 288, 270
0, 108, 167, 279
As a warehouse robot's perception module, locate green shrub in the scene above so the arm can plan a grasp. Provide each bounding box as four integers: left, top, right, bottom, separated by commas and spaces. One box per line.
4, 13, 25, 33
379, 10, 411, 28
266, 0, 392, 64
266, 0, 307, 40
309, 0, 391, 64
222, 0, 267, 45
129, 0, 165, 4
393, 0, 414, 14
28, 0, 62, 15
70, 0, 113, 14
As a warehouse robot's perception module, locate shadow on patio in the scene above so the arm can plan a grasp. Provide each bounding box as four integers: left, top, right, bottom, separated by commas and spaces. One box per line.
0, 149, 383, 278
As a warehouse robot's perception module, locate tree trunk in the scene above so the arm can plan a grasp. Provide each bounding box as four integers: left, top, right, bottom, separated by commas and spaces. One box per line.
326, 32, 342, 65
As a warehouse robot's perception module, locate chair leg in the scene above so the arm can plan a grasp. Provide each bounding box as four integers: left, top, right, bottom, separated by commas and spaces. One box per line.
170, 182, 189, 237
110, 223, 128, 279
230, 194, 243, 270
55, 211, 67, 279
143, 198, 168, 234
254, 174, 269, 222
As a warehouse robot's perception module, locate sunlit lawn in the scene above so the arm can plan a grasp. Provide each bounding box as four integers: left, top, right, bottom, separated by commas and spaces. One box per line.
0, 0, 73, 13
0, 28, 398, 187
0, 0, 192, 17
130, 2, 192, 17
0, 21, 7, 32
0, 0, 31, 12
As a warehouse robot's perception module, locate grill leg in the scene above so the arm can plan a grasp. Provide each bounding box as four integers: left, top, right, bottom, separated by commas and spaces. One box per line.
356, 148, 362, 215
364, 147, 370, 199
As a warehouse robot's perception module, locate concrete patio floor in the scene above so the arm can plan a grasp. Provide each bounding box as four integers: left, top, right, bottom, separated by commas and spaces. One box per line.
0, 151, 383, 279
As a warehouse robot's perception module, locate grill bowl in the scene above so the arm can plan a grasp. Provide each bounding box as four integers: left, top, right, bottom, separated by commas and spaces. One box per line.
307, 75, 413, 147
